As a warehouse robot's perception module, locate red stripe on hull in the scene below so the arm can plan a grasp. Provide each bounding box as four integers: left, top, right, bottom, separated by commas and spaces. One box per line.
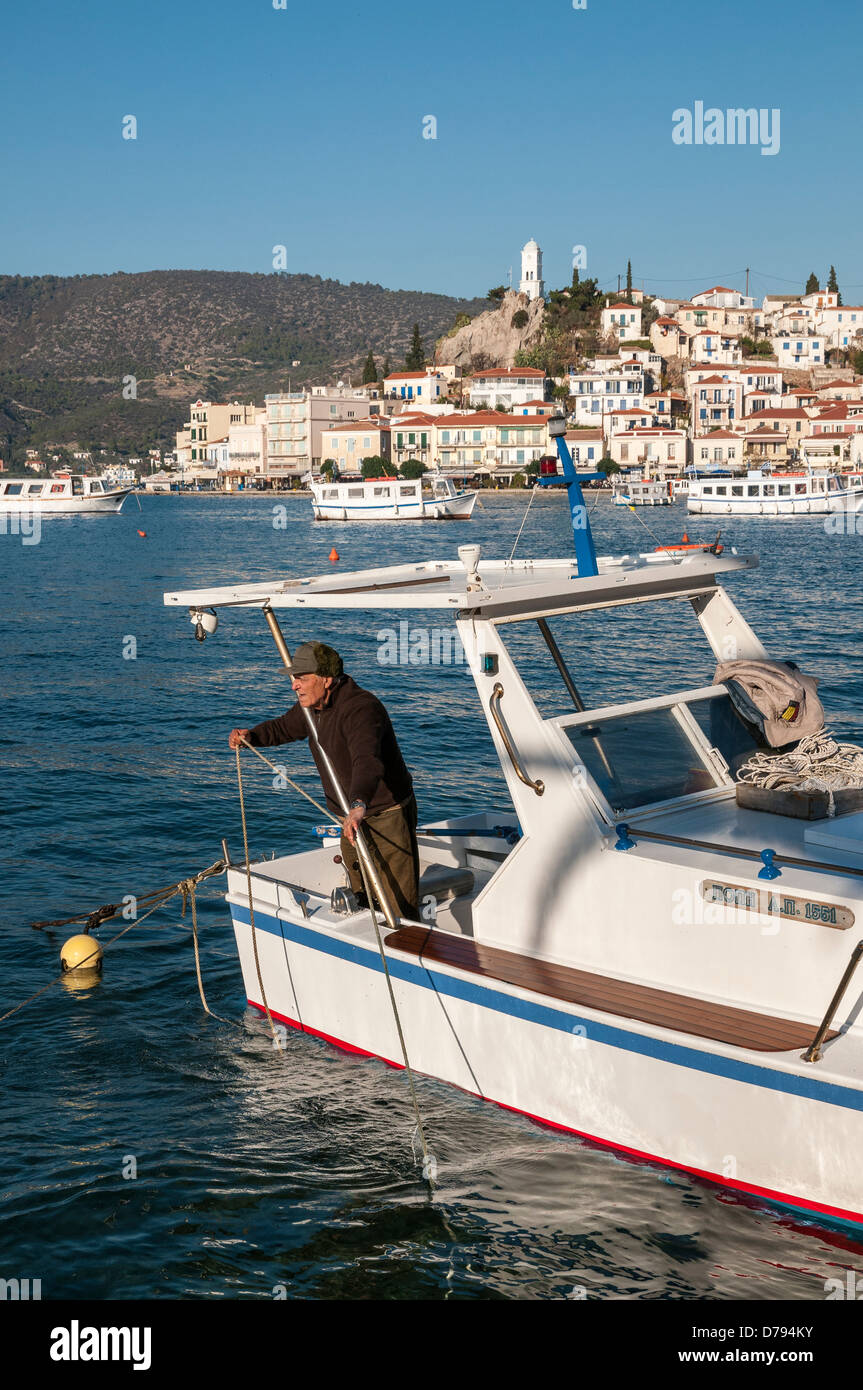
248, 998, 863, 1229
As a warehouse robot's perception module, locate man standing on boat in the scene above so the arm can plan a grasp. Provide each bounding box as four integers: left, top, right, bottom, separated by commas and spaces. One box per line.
228, 642, 420, 921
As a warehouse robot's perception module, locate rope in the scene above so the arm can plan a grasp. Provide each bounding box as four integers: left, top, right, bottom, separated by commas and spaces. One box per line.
236, 737, 437, 1188
235, 745, 276, 1039
507, 481, 539, 563
185, 877, 242, 1030
737, 732, 863, 817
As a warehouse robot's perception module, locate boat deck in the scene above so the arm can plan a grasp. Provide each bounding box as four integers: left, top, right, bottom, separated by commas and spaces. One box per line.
384, 924, 833, 1053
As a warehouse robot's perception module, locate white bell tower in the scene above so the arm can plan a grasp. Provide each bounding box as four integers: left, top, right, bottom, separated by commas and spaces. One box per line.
519, 238, 544, 301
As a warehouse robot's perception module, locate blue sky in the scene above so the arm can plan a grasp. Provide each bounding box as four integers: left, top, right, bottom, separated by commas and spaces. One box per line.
2, 0, 862, 304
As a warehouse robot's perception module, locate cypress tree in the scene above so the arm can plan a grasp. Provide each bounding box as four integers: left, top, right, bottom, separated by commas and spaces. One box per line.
362, 350, 377, 384
805, 272, 819, 295
405, 323, 425, 371
625, 259, 633, 301
828, 265, 842, 304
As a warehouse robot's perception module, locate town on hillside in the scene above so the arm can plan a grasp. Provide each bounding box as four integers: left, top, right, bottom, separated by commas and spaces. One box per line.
13, 247, 863, 491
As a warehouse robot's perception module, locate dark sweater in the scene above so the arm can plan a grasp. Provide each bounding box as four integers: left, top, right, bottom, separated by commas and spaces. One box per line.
247, 676, 413, 815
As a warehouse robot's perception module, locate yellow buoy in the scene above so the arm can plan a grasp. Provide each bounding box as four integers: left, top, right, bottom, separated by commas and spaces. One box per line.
60, 934, 103, 975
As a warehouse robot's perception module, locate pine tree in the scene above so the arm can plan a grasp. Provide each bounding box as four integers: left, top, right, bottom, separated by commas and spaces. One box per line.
382, 357, 391, 379
405, 323, 426, 371
571, 266, 580, 291
625, 259, 633, 302
805, 272, 820, 295
362, 350, 377, 384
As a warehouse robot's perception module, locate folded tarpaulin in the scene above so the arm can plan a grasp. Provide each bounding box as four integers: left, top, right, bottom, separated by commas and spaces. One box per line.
713, 659, 824, 748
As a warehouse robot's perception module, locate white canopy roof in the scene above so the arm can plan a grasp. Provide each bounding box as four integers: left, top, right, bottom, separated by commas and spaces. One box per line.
164, 549, 756, 622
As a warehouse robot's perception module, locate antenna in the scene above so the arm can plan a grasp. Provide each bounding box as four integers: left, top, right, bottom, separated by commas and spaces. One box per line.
507, 266, 512, 289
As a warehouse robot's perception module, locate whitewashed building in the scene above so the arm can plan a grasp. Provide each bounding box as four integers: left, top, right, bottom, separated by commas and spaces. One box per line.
468, 367, 549, 410
601, 302, 643, 343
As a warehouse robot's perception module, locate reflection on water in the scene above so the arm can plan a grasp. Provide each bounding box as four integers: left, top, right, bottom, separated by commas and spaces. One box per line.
2, 494, 863, 1298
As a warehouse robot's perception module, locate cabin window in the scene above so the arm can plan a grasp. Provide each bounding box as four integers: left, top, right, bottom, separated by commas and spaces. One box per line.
715, 486, 727, 496
348, 488, 364, 498
778, 484, 791, 496
324, 489, 338, 499
563, 706, 718, 813
747, 486, 760, 497
702, 486, 713, 494
90, 479, 104, 492
399, 485, 416, 497
51, 484, 65, 493
731, 486, 743, 497
25, 483, 42, 494
373, 487, 391, 497
762, 486, 775, 496
5, 483, 23, 494
794, 483, 807, 494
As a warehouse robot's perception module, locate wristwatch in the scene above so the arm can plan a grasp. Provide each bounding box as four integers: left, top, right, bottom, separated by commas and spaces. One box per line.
349, 799, 367, 811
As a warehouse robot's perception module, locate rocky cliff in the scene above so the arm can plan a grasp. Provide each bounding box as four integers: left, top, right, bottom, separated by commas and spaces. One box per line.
434, 290, 545, 371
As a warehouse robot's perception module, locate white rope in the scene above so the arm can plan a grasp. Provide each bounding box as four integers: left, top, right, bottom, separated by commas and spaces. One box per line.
737, 732, 863, 817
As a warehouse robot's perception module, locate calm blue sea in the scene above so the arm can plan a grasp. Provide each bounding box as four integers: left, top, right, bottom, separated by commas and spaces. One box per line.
2, 491, 863, 1300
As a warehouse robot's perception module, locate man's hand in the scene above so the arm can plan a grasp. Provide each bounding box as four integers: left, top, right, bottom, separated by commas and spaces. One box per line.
343, 803, 366, 845
229, 728, 251, 750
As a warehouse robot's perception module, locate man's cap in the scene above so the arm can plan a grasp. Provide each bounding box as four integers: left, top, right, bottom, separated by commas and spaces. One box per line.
291, 641, 344, 678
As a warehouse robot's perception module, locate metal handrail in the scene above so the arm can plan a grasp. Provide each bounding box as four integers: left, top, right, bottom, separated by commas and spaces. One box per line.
803, 940, 863, 1063
489, 683, 544, 796
617, 823, 863, 882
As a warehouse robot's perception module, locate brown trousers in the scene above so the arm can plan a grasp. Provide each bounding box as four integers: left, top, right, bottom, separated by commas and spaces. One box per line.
340, 794, 420, 922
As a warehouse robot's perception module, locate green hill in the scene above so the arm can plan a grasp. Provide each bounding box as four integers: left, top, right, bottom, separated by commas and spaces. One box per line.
0, 270, 489, 463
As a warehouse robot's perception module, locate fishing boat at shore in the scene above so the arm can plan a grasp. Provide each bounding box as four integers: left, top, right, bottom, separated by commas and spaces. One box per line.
611, 478, 673, 507
165, 420, 863, 1231
307, 471, 477, 521
688, 468, 863, 516
0, 474, 133, 514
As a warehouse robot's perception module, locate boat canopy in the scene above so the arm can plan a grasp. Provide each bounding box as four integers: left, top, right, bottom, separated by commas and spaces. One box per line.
164, 549, 756, 622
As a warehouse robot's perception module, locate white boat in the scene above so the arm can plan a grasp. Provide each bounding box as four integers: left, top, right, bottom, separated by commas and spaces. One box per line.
688, 468, 863, 516
611, 478, 673, 507
164, 436, 863, 1232
0, 474, 133, 514
308, 472, 477, 521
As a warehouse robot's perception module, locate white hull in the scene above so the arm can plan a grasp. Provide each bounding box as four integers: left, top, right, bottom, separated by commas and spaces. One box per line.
689, 493, 863, 516
312, 495, 476, 521
227, 890, 863, 1228
0, 490, 132, 515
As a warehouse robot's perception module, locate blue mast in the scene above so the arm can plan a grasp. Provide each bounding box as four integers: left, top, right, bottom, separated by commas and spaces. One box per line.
537, 415, 603, 577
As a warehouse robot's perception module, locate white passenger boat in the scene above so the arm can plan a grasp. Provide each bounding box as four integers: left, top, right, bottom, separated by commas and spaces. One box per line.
611, 478, 673, 507
308, 472, 477, 521
165, 429, 863, 1232
688, 469, 863, 516
0, 474, 133, 514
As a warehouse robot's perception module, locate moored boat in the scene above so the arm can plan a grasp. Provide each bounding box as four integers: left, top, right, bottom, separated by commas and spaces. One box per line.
688, 468, 863, 516
0, 474, 133, 514
611, 478, 673, 506
164, 426, 863, 1231
308, 472, 477, 520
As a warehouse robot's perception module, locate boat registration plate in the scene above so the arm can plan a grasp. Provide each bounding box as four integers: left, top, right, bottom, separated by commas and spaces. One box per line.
700, 879, 854, 929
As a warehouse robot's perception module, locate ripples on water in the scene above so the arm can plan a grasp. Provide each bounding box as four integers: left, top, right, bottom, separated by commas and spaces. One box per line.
2, 493, 863, 1299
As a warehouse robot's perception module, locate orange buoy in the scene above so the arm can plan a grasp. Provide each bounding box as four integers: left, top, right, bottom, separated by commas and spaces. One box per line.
681, 531, 689, 544
329, 547, 339, 562
137, 529, 147, 537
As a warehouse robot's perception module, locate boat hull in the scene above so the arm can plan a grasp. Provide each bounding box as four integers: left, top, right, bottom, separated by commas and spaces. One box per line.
688, 488, 863, 516
0, 490, 133, 515
311, 494, 477, 521
229, 902, 863, 1229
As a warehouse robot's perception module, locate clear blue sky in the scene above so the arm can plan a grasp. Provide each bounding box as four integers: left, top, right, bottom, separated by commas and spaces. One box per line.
2, 0, 861, 305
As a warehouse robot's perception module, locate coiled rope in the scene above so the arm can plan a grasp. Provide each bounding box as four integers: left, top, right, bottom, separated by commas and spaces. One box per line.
737, 731, 863, 817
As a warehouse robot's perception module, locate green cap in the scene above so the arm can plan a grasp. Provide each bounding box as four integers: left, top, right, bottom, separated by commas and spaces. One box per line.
291, 641, 344, 678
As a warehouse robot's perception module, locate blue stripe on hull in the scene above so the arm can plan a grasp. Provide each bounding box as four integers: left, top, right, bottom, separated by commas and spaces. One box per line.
231, 905, 863, 1114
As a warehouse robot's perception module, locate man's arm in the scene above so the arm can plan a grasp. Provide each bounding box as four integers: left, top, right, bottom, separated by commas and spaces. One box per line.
228, 703, 308, 749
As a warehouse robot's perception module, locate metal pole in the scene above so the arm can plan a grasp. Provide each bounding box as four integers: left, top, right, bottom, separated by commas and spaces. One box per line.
802, 940, 863, 1063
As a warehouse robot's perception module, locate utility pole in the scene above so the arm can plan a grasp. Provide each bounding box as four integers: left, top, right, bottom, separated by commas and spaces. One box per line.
617, 274, 621, 296
745, 267, 750, 298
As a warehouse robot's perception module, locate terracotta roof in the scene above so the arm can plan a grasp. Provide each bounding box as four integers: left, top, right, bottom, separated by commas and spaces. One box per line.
384, 370, 443, 380
605, 302, 640, 311
324, 419, 391, 433
695, 430, 743, 440
748, 407, 809, 419
696, 286, 738, 296
436, 412, 551, 427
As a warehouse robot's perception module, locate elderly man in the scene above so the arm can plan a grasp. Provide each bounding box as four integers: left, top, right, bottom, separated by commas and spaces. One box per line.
229, 641, 419, 921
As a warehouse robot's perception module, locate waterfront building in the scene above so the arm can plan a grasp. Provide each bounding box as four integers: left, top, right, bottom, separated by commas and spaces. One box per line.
565, 428, 605, 467
609, 426, 687, 477
176, 400, 258, 464
468, 367, 549, 411
320, 418, 392, 473
389, 414, 435, 470
265, 387, 371, 477
692, 430, 745, 471
687, 374, 743, 434
433, 411, 551, 475
569, 366, 645, 425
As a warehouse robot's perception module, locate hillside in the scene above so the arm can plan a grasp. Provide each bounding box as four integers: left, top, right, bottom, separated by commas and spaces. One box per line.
0, 270, 489, 462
